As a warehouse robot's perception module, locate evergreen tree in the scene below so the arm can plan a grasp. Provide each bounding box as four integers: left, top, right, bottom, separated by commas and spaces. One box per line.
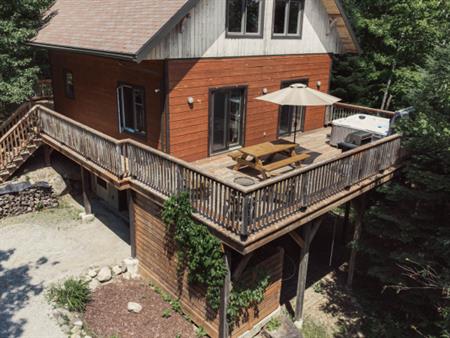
0, 0, 52, 113
331, 0, 449, 110
359, 45, 450, 337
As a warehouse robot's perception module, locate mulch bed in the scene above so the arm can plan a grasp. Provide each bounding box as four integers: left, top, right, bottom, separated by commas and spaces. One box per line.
84, 279, 197, 338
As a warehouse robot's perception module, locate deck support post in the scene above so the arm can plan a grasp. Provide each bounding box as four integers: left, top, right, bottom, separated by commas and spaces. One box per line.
294, 217, 323, 327
80, 166, 93, 221
219, 249, 232, 338
294, 222, 312, 328
128, 190, 136, 258
347, 195, 366, 288
43, 145, 53, 166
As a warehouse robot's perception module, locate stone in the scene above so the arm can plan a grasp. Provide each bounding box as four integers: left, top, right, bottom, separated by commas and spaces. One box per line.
122, 271, 132, 280
97, 266, 112, 282
87, 268, 98, 278
127, 302, 142, 313
79, 212, 95, 223
60, 324, 71, 334
123, 257, 139, 278
85, 336, 92, 338
70, 325, 81, 334
111, 264, 123, 276
82, 275, 92, 283
73, 320, 83, 328
70, 335, 81, 338
88, 279, 100, 291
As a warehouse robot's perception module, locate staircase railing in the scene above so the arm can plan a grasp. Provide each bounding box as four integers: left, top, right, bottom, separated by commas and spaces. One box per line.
0, 109, 40, 171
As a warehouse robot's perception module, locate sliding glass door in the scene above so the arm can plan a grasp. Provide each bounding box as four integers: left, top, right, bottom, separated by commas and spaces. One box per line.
210, 87, 246, 154
278, 79, 308, 136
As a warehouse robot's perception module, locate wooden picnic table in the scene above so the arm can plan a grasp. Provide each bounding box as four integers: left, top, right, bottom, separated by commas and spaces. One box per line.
231, 141, 310, 179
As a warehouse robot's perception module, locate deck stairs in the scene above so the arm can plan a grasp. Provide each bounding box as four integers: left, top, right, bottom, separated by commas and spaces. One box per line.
0, 105, 42, 183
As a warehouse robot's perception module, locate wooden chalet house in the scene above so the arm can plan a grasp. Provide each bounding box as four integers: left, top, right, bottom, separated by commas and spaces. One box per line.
0, 0, 403, 337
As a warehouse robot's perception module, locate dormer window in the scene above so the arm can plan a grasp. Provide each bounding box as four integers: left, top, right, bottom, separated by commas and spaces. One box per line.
226, 0, 264, 37
273, 0, 304, 38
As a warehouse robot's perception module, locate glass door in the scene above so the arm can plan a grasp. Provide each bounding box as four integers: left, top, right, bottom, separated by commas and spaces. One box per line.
278, 78, 308, 136
210, 87, 246, 154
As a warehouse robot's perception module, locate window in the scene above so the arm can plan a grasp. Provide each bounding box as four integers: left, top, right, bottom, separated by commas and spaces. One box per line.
227, 0, 264, 37
278, 79, 308, 136
209, 87, 246, 154
64, 70, 75, 99
96, 176, 107, 189
117, 84, 146, 135
273, 0, 304, 37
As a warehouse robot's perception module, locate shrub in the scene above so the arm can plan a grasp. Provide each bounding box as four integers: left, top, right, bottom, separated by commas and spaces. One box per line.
266, 317, 281, 332
47, 277, 91, 312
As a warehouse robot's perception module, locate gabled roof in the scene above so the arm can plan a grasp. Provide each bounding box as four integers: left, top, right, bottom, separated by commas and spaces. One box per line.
30, 0, 200, 62
31, 0, 360, 62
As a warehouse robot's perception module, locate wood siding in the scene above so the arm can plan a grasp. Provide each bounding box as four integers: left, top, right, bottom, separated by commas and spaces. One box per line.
147, 0, 343, 59
133, 193, 283, 338
167, 54, 332, 161
50, 51, 165, 149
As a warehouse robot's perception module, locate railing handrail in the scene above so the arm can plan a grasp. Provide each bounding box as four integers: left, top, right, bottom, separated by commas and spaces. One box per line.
35, 104, 400, 194
26, 104, 402, 237
334, 102, 396, 117
239, 133, 401, 193
0, 107, 38, 144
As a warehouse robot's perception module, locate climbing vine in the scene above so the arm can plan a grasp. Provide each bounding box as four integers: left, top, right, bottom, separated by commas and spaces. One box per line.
162, 192, 226, 311
162, 192, 270, 325
227, 270, 270, 328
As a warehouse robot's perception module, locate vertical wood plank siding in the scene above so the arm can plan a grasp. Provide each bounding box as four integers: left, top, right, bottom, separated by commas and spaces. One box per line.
50, 51, 165, 149
32, 105, 401, 237
168, 54, 333, 161
133, 194, 284, 338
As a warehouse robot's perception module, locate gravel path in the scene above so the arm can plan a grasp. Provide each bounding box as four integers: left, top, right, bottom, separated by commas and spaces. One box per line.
0, 198, 131, 338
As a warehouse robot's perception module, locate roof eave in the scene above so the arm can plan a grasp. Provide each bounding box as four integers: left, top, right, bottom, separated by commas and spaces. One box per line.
134, 0, 201, 62
28, 41, 138, 62
334, 0, 362, 54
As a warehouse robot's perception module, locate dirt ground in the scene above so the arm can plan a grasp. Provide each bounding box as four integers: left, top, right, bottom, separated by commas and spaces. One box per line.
84, 279, 197, 338
0, 196, 131, 338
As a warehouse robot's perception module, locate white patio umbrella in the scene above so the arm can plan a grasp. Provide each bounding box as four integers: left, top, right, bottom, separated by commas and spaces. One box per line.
256, 83, 341, 143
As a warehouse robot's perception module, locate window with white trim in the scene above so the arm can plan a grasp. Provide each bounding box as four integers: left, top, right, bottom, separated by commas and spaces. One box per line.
273, 0, 304, 37
117, 84, 146, 135
227, 0, 264, 37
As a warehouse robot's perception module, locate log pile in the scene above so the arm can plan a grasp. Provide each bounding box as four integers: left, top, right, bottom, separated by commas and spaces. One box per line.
0, 181, 58, 218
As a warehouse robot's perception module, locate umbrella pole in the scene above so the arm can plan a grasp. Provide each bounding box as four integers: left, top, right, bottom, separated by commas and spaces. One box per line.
293, 106, 299, 144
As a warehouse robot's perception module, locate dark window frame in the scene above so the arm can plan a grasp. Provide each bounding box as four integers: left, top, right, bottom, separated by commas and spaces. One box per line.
116, 82, 147, 137
63, 69, 75, 99
277, 78, 309, 137
272, 0, 305, 39
208, 85, 248, 156
226, 0, 265, 38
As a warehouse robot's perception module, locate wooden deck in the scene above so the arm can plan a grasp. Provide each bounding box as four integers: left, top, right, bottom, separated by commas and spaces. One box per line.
193, 128, 341, 185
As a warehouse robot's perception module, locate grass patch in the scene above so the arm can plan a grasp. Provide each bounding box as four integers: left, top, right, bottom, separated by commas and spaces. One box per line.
47, 277, 91, 312
266, 317, 281, 332
302, 319, 330, 338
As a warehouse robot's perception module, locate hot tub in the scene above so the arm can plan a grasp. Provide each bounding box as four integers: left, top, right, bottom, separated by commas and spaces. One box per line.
330, 114, 390, 146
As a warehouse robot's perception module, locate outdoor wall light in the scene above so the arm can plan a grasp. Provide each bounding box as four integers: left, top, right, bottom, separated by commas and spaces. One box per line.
187, 96, 194, 105
316, 81, 322, 89
262, 88, 268, 94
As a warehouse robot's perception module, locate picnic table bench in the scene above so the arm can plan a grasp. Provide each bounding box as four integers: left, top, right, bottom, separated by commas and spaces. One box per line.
230, 141, 310, 179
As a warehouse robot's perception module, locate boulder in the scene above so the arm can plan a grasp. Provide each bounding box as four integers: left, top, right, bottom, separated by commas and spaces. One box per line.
123, 257, 139, 278
72, 320, 83, 328
111, 265, 123, 276
97, 267, 112, 282
87, 268, 98, 278
127, 302, 142, 313
88, 279, 100, 291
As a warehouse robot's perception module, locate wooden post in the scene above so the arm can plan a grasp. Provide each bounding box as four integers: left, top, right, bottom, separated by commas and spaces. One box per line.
128, 190, 136, 258
342, 202, 350, 242
43, 145, 53, 166
219, 250, 232, 338
294, 222, 312, 326
80, 166, 92, 215
347, 196, 366, 288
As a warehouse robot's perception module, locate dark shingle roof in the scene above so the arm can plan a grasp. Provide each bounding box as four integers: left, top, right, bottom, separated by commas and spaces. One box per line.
31, 0, 198, 61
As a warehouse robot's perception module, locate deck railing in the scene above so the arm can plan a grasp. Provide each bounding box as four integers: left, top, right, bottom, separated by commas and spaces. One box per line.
33, 105, 401, 237
325, 102, 395, 125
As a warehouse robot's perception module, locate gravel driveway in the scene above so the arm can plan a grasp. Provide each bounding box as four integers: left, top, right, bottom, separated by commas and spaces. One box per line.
0, 198, 131, 338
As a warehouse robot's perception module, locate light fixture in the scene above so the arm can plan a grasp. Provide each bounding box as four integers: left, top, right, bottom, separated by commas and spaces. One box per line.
187, 96, 194, 105
262, 88, 268, 94
316, 81, 322, 89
